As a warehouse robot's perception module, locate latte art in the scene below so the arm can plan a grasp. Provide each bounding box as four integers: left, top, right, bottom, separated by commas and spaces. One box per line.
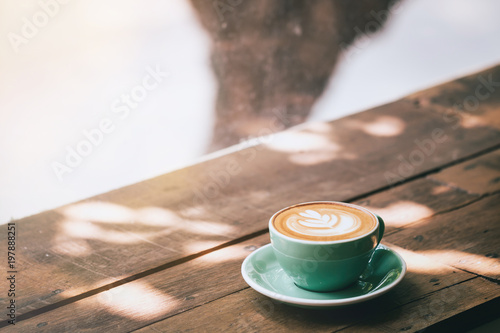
272, 202, 377, 241
292, 209, 361, 237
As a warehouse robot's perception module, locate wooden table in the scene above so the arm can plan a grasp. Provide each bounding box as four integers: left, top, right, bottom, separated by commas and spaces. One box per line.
4, 65, 500, 332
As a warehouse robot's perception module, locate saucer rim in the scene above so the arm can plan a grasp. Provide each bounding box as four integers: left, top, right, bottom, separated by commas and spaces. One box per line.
241, 243, 407, 307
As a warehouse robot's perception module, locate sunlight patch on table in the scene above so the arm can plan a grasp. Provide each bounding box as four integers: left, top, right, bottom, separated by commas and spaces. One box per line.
51, 238, 91, 257
265, 130, 338, 153
387, 245, 461, 276
198, 243, 251, 264
265, 130, 357, 166
430, 185, 453, 195
61, 202, 181, 227
136, 206, 181, 226
98, 281, 178, 320
417, 249, 500, 277
288, 150, 348, 166
184, 220, 237, 236
459, 114, 490, 128
302, 122, 333, 134
59, 219, 164, 245
62, 202, 134, 224
363, 200, 434, 228
348, 115, 405, 137
184, 240, 223, 253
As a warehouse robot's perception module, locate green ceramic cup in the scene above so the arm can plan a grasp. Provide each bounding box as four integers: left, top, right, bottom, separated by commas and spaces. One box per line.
269, 201, 385, 292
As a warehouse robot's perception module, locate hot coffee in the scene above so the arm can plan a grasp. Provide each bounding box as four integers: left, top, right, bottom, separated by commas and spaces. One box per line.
272, 202, 377, 242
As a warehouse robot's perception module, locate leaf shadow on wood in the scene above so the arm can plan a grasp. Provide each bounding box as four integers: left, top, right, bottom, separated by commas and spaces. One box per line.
406, 65, 500, 131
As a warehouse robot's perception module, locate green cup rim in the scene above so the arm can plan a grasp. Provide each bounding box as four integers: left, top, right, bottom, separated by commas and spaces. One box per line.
269, 201, 380, 245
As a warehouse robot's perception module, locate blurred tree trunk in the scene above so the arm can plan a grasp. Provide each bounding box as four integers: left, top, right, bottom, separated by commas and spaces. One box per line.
190, 0, 397, 151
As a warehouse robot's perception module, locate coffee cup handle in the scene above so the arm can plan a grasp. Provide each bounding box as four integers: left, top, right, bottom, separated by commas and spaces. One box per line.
375, 214, 385, 247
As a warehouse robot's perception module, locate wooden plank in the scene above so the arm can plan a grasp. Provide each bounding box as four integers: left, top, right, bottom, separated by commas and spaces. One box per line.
5, 67, 500, 315
353, 178, 478, 234
386, 193, 500, 280
7, 168, 478, 319
10, 174, 479, 330
11, 235, 270, 332
428, 149, 500, 195
415, 297, 500, 333
406, 64, 500, 131
131, 245, 477, 333
11, 241, 475, 332
340, 278, 500, 333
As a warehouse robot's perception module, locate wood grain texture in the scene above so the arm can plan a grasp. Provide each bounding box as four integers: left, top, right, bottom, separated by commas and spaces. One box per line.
3, 66, 500, 318
131, 244, 474, 333
339, 278, 500, 333
353, 178, 478, 234
4, 163, 480, 321
13, 235, 270, 332
406, 64, 500, 131
386, 193, 500, 280
12, 175, 479, 331
12, 240, 474, 332
428, 149, 500, 195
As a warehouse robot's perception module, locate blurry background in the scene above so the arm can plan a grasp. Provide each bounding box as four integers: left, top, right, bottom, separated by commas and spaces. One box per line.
1, 0, 500, 224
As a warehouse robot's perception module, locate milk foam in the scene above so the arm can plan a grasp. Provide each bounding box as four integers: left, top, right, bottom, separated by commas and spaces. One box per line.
273, 203, 377, 241
289, 209, 360, 237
